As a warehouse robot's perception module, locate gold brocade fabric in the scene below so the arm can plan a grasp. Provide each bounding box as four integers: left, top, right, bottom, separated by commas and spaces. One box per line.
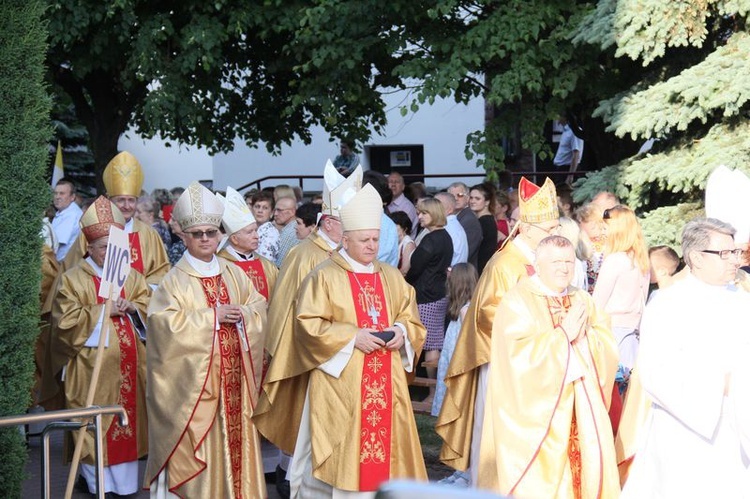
254, 253, 428, 491
145, 257, 267, 498
42, 260, 149, 465
264, 231, 332, 356
436, 241, 532, 470
61, 218, 170, 287
476, 278, 620, 498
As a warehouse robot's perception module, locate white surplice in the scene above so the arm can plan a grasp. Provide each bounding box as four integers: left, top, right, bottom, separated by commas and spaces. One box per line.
623, 273, 750, 498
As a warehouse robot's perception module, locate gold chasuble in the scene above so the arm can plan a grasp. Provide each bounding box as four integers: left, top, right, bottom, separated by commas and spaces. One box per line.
436, 240, 533, 469
477, 278, 619, 498
145, 257, 267, 498
62, 218, 169, 287
45, 260, 149, 465
265, 230, 333, 356
254, 252, 427, 492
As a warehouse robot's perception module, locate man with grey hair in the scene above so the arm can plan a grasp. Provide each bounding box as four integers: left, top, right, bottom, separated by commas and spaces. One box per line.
447, 182, 481, 268
436, 192, 468, 265
623, 217, 750, 498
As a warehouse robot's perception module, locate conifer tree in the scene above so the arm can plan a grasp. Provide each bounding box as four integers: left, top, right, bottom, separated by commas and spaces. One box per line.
573, 0, 750, 247
0, 0, 51, 495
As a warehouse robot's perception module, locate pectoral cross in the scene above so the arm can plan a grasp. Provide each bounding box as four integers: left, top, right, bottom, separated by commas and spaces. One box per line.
368, 304, 380, 327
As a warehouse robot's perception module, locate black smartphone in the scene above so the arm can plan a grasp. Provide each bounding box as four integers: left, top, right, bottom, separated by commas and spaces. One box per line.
370, 330, 396, 343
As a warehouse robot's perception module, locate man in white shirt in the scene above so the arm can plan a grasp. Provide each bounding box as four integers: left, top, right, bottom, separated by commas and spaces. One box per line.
552, 116, 583, 186
51, 179, 83, 261
435, 192, 469, 265
387, 171, 419, 238
623, 217, 750, 498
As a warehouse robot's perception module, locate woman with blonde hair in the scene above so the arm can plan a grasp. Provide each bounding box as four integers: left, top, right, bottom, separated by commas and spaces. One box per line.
406, 197, 453, 377
593, 205, 650, 379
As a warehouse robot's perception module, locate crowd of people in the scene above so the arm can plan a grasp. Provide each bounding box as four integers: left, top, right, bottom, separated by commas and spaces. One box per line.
35, 151, 750, 498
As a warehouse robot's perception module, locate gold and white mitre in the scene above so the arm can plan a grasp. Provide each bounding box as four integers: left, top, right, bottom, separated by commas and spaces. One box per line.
339, 184, 383, 232
321, 159, 363, 217
217, 187, 256, 235
518, 176, 559, 223
102, 151, 144, 197
705, 165, 750, 243
80, 196, 126, 243
172, 181, 224, 231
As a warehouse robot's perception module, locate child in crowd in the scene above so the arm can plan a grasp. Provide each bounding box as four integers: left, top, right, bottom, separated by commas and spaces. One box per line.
648, 245, 680, 296
432, 263, 478, 417
433, 263, 478, 487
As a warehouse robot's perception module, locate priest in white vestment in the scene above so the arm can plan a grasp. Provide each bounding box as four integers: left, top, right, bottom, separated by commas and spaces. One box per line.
623, 217, 750, 498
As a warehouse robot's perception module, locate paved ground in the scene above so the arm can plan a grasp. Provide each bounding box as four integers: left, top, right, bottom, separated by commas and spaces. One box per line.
23, 430, 282, 498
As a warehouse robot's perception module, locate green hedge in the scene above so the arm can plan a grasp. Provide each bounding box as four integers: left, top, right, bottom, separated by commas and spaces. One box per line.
0, 1, 51, 495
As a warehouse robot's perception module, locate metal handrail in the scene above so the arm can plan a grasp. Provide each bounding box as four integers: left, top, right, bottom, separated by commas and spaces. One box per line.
0, 405, 127, 499
0, 405, 128, 428
235, 170, 587, 192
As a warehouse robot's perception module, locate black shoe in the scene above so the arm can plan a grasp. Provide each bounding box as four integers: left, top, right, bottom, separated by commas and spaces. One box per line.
275, 465, 290, 499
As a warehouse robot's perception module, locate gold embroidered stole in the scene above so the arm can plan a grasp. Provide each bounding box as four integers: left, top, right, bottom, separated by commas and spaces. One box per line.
93, 276, 138, 465
200, 275, 243, 498
347, 271, 392, 491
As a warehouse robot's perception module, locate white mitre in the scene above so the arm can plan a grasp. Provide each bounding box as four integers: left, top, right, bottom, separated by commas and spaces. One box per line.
217, 187, 256, 235
340, 184, 383, 232
705, 165, 750, 243
173, 181, 224, 231
321, 160, 363, 217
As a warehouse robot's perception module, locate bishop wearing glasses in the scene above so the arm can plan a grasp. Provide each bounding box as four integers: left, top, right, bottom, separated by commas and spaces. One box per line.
254, 184, 427, 497
436, 176, 562, 485
146, 182, 268, 498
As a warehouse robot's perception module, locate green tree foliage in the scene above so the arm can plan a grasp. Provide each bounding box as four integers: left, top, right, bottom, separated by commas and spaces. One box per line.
51, 101, 95, 195
573, 0, 750, 248
47, 1, 406, 191
0, 0, 51, 494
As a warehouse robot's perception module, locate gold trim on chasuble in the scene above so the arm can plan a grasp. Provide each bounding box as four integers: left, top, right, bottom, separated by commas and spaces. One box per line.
347, 272, 393, 491
200, 275, 244, 498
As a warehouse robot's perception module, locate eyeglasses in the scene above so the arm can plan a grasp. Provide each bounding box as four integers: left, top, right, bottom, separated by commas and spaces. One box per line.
700, 249, 743, 260
185, 229, 219, 240
455, 193, 466, 198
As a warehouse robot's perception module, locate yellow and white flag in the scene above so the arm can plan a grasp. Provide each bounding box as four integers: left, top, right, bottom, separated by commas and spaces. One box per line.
51, 140, 64, 187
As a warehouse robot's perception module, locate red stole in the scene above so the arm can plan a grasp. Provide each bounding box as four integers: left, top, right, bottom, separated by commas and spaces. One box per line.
92, 277, 138, 465
347, 272, 393, 491
199, 275, 244, 498
128, 232, 144, 275
232, 258, 269, 300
